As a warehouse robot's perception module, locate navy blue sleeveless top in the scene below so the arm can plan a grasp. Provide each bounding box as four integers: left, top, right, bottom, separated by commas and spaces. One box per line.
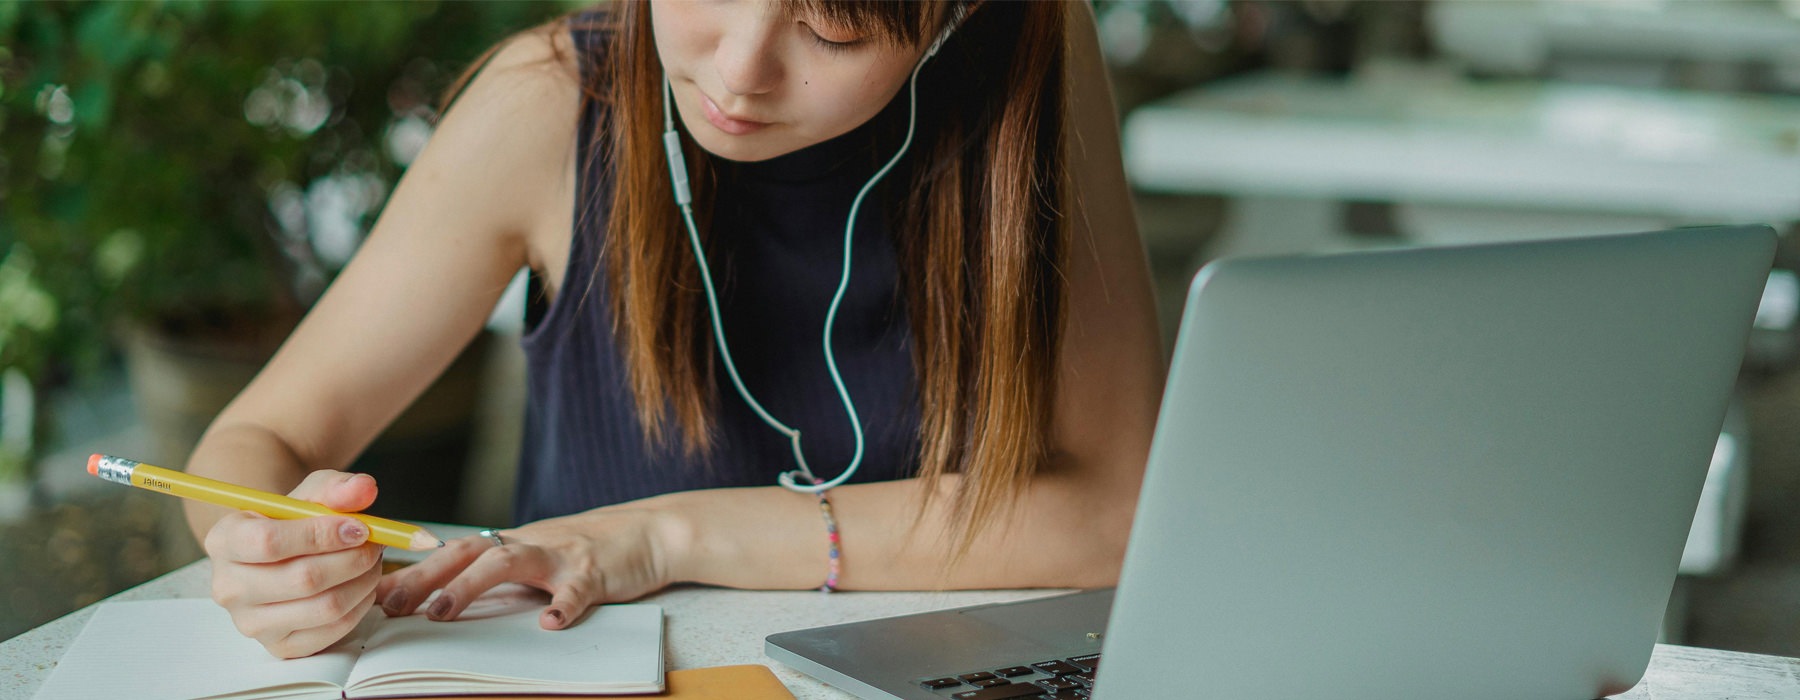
513, 20, 921, 524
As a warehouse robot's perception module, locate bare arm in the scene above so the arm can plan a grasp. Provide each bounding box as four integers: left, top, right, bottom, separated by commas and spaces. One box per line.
182, 29, 579, 538
186, 27, 582, 658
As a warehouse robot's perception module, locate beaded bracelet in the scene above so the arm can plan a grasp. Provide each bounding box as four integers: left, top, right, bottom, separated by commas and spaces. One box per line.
810, 478, 841, 593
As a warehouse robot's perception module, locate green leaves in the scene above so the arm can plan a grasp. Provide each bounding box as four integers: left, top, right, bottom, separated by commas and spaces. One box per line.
0, 0, 567, 405
0, 247, 59, 363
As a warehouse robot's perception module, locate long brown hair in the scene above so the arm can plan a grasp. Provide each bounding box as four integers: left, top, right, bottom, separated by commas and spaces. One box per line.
447, 1, 1068, 553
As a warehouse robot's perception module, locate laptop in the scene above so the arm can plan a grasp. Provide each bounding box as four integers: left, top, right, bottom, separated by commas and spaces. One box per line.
765, 225, 1777, 700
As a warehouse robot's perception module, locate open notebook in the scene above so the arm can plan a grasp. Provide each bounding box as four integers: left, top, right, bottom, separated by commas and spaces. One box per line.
33, 585, 663, 700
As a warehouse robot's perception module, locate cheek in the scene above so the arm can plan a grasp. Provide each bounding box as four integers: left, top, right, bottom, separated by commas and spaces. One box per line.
799, 63, 917, 136
648, 2, 707, 78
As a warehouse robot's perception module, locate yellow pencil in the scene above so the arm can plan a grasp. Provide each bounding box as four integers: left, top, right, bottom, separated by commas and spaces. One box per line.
87, 454, 444, 551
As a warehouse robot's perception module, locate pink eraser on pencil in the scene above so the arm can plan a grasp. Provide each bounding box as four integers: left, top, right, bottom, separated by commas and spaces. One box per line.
87, 454, 102, 476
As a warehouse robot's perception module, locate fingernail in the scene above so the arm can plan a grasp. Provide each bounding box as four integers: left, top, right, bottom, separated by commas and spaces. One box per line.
381, 588, 410, 616
546, 608, 565, 627
340, 521, 367, 544
427, 593, 455, 621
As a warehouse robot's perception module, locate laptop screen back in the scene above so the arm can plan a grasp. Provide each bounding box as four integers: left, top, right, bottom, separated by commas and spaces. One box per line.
1095, 226, 1775, 700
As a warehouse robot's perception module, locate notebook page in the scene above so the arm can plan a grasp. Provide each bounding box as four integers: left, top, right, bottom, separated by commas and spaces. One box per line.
345, 586, 662, 693
33, 598, 360, 700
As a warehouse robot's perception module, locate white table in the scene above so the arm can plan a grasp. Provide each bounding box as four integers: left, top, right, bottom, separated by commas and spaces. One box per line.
1428, 1, 1800, 77
1125, 71, 1800, 233
5, 559, 1800, 699
1124, 68, 1800, 263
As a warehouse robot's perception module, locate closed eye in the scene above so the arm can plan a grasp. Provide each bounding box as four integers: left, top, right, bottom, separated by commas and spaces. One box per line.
801, 22, 865, 52
812, 33, 861, 51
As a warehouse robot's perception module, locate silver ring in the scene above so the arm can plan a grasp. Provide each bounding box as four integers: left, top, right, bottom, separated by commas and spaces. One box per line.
478, 528, 506, 548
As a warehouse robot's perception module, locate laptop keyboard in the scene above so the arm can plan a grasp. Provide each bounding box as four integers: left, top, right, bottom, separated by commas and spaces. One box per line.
916, 653, 1101, 699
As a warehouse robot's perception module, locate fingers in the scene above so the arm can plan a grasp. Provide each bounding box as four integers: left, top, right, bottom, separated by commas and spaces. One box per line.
375, 529, 623, 631
213, 543, 383, 608
378, 534, 596, 628
377, 536, 494, 617
205, 510, 371, 564
259, 568, 381, 658
427, 543, 559, 622
232, 558, 382, 659
287, 470, 379, 513
268, 585, 380, 659
543, 580, 597, 630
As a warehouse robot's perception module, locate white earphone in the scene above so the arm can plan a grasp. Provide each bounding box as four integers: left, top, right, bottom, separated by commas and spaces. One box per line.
661, 6, 965, 494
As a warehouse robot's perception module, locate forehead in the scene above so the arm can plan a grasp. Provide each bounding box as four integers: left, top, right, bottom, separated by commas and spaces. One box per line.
664, 0, 946, 47
787, 0, 939, 45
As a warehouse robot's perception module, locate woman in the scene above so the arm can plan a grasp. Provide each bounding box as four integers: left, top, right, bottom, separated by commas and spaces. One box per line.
186, 0, 1162, 659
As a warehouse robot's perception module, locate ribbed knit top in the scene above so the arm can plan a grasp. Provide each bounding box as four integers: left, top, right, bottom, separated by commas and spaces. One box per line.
512, 19, 921, 524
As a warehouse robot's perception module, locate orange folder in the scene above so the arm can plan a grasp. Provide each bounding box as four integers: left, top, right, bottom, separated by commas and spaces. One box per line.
657, 665, 797, 699
446, 664, 796, 699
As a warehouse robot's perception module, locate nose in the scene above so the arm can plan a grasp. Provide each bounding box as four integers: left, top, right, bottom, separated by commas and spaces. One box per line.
714, 24, 782, 97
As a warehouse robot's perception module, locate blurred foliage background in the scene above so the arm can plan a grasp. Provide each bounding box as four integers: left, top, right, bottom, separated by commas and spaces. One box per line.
0, 0, 575, 638
0, 0, 572, 487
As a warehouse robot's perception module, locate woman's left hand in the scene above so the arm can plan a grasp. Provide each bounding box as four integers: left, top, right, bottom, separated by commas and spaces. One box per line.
374, 506, 682, 630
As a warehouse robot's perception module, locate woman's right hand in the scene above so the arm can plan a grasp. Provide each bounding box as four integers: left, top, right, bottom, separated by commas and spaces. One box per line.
204, 470, 385, 659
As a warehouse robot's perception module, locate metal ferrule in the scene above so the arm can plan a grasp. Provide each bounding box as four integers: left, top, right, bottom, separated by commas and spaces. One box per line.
95, 456, 139, 485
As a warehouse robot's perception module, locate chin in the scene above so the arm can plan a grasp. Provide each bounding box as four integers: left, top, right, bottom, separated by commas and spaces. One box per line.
686, 131, 802, 164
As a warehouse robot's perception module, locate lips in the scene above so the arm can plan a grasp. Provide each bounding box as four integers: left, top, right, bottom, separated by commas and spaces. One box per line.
700, 94, 772, 136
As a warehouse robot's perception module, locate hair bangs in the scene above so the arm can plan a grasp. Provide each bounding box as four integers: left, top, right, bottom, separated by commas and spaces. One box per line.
789, 0, 954, 48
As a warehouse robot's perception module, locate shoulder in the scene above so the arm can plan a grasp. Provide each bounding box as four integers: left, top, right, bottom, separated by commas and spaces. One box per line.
440, 21, 585, 146
419, 21, 586, 241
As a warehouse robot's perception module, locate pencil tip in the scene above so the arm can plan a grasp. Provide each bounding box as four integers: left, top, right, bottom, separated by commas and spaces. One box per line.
408, 530, 446, 551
